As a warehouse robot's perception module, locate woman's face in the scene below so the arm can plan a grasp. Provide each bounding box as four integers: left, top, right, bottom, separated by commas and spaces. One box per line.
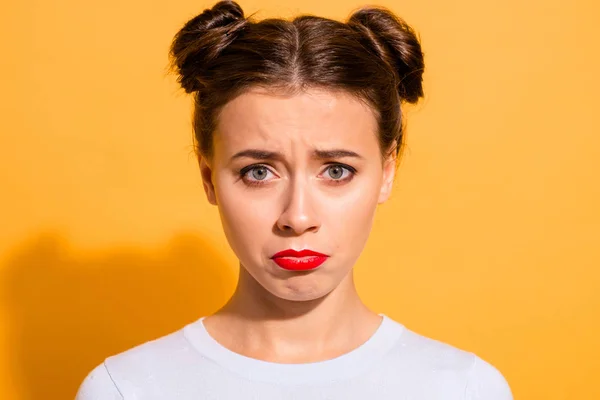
200, 87, 396, 302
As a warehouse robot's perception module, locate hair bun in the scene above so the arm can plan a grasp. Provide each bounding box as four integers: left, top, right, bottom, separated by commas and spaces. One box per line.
169, 1, 247, 93
348, 7, 424, 103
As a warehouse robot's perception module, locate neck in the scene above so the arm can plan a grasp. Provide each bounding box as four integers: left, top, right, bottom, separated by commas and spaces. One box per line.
205, 264, 381, 363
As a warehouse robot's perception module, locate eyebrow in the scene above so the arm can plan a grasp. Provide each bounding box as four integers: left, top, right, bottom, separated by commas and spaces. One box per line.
230, 149, 363, 162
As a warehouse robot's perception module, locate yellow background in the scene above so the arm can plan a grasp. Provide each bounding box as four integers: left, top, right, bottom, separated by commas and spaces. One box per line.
1, 0, 599, 398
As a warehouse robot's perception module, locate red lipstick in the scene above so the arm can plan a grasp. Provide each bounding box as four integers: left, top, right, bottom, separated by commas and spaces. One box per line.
271, 249, 329, 271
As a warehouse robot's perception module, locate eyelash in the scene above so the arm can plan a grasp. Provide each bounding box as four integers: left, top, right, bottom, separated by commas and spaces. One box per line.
239, 163, 357, 187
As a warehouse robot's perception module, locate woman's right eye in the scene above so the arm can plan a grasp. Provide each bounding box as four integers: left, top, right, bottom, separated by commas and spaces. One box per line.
240, 165, 276, 185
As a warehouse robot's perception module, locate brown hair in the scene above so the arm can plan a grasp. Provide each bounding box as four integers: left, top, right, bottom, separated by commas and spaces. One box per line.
169, 0, 424, 160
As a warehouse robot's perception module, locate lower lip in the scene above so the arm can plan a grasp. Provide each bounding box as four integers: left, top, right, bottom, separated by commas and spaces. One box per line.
272, 256, 328, 271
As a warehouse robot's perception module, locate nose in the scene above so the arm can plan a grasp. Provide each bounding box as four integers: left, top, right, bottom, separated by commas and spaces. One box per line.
275, 177, 321, 235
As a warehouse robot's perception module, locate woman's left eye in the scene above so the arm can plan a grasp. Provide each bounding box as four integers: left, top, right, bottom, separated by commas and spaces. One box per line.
322, 164, 355, 182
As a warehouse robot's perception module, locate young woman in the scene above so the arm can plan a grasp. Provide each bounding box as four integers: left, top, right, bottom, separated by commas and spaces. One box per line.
76, 1, 512, 398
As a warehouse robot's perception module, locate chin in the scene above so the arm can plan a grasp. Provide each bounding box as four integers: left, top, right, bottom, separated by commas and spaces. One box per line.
276, 290, 327, 302
266, 278, 336, 303
243, 262, 343, 303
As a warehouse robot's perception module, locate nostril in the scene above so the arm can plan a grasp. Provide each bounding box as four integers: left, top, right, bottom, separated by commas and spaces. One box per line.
278, 224, 294, 233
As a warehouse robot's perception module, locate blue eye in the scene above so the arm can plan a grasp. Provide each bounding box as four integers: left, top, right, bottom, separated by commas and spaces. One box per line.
240, 165, 276, 185
250, 166, 269, 181
323, 164, 355, 182
327, 165, 347, 180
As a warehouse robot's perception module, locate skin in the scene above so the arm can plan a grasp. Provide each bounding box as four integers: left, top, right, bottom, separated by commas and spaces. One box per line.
199, 87, 397, 363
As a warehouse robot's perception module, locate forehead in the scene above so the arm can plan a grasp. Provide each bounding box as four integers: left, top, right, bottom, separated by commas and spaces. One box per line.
214, 87, 379, 155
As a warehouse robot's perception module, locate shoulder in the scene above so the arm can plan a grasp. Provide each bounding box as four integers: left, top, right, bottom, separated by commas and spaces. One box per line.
386, 321, 512, 399
75, 326, 195, 399
75, 362, 123, 400
393, 326, 474, 373
465, 355, 513, 400
104, 328, 192, 373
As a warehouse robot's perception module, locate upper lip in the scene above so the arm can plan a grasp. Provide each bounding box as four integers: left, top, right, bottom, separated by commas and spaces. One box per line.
271, 249, 328, 258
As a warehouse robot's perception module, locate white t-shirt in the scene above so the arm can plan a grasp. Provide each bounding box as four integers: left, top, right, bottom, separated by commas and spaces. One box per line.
75, 314, 513, 399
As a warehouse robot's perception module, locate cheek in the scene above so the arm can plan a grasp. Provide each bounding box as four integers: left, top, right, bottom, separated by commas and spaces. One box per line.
322, 180, 381, 245
214, 181, 279, 254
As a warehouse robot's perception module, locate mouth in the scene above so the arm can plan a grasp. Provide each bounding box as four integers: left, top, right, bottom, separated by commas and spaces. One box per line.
270, 249, 329, 271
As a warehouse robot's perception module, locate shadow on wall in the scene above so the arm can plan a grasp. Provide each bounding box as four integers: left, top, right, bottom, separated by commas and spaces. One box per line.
1, 231, 237, 400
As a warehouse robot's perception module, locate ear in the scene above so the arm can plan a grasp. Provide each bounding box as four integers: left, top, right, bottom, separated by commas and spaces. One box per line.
378, 145, 397, 204
198, 154, 218, 206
